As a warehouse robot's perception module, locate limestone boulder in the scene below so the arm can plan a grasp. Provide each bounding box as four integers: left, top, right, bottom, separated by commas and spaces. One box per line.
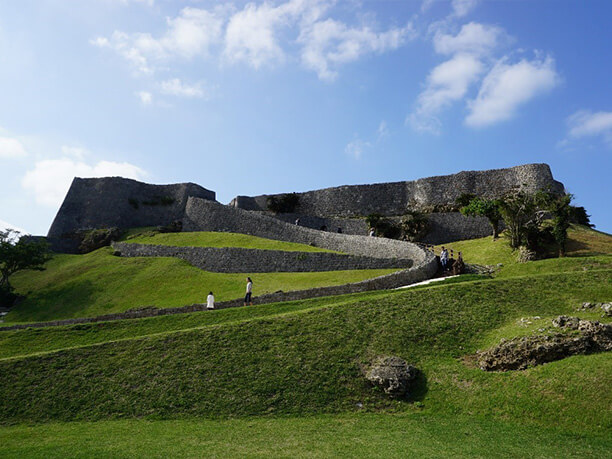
365, 356, 418, 397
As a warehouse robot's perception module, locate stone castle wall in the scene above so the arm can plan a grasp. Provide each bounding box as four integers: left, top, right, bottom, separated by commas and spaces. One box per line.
183, 198, 434, 264
112, 242, 413, 272
231, 163, 564, 217
47, 177, 215, 238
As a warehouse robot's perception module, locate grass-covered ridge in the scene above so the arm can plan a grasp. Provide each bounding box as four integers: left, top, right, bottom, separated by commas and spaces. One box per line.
0, 226, 611, 456
7, 247, 396, 322
1, 269, 610, 431
122, 230, 338, 253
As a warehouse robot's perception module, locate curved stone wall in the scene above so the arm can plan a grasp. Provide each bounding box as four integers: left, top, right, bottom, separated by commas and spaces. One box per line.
184, 198, 433, 266
112, 242, 413, 272
232, 163, 564, 217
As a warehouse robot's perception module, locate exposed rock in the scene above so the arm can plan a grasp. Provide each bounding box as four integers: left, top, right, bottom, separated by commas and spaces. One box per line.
365, 356, 418, 397
578, 302, 612, 317
517, 246, 536, 263
78, 227, 122, 254
477, 316, 612, 371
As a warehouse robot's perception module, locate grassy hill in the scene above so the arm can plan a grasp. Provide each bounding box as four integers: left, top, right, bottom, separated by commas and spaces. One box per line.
0, 226, 610, 457
7, 249, 396, 323
122, 230, 338, 252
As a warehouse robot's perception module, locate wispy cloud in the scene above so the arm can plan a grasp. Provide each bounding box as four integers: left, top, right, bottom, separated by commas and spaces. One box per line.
0, 136, 28, 159
22, 157, 147, 208
136, 91, 153, 105
465, 55, 560, 127
299, 19, 415, 82
91, 7, 225, 74
562, 110, 612, 148
159, 78, 209, 98
92, 1, 414, 81
345, 138, 371, 160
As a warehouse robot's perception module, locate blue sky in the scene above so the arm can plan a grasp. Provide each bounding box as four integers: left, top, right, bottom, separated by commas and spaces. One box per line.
1, 0, 610, 235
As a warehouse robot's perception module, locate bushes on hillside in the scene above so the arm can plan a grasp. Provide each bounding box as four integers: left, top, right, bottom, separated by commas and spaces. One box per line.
460, 191, 582, 259
267, 193, 300, 213
0, 230, 51, 307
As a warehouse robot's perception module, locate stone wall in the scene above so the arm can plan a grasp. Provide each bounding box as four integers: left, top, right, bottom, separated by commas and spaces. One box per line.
231, 163, 564, 217
48, 177, 215, 239
183, 198, 434, 265
112, 242, 413, 272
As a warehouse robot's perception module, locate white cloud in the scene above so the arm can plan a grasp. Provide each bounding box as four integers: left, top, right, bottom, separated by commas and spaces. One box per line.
409, 53, 484, 133
159, 78, 208, 98
0, 219, 27, 235
465, 55, 560, 127
345, 138, 371, 159
565, 110, 612, 147
377, 120, 389, 139
61, 145, 89, 160
92, 7, 225, 74
299, 19, 415, 81
0, 136, 28, 159
433, 22, 505, 56
136, 91, 153, 105
22, 158, 147, 208
452, 0, 479, 17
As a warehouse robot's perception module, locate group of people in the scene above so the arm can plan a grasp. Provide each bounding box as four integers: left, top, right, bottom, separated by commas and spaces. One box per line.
438, 246, 464, 275
205, 277, 253, 311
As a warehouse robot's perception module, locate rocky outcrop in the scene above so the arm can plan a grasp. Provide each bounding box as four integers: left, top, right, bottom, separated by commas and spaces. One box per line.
365, 356, 418, 397
477, 316, 612, 371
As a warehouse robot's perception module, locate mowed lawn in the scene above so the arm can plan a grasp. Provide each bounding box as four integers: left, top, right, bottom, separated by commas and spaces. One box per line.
0, 226, 610, 457
8, 247, 397, 322
1, 414, 610, 458
123, 230, 339, 252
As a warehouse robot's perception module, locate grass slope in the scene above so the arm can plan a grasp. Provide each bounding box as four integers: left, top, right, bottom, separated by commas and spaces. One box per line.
1, 269, 610, 431
7, 247, 396, 322
1, 414, 610, 458
123, 230, 337, 253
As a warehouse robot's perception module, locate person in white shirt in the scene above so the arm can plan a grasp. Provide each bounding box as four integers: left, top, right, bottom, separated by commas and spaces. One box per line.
244, 277, 253, 306
207, 291, 215, 310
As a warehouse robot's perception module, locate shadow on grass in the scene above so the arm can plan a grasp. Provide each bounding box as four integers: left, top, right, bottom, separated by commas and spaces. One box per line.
407, 370, 428, 403
9, 281, 98, 323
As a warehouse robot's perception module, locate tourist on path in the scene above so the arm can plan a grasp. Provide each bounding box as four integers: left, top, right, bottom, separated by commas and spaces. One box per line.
440, 247, 449, 271
244, 277, 253, 306
207, 291, 215, 310
452, 252, 465, 275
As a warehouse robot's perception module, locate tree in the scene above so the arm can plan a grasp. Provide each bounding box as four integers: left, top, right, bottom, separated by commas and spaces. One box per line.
460, 197, 502, 239
497, 191, 541, 249
0, 230, 52, 307
538, 192, 573, 257
569, 205, 593, 228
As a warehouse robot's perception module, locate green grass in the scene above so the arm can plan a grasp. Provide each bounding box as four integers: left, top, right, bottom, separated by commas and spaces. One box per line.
123, 230, 338, 253
0, 227, 611, 456
437, 225, 612, 276
0, 414, 610, 458
1, 269, 610, 431
7, 247, 397, 322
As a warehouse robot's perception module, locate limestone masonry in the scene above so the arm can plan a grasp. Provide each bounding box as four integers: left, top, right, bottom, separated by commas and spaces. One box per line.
47, 163, 565, 248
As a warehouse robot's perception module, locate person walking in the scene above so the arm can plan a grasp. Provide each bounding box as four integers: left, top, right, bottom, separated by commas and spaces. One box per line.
206, 291, 215, 310
244, 277, 253, 306
440, 246, 449, 271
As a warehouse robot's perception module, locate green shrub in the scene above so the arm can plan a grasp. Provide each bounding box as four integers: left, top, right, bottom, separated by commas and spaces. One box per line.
400, 211, 429, 242
267, 193, 300, 213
